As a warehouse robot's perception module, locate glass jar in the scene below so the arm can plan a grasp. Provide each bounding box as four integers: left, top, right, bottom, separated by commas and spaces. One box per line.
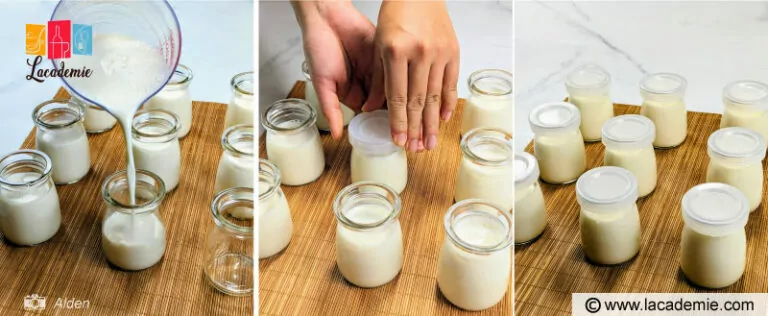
145, 64, 193, 138
333, 182, 403, 288
514, 152, 545, 245
132, 110, 181, 192
33, 99, 91, 185
461, 69, 514, 136
214, 124, 254, 193
262, 99, 325, 186
101, 169, 166, 271
720, 80, 768, 140
576, 166, 640, 265
0, 150, 61, 246
454, 127, 514, 211
706, 127, 766, 212
640, 73, 688, 148
205, 187, 254, 296
348, 110, 407, 193
224, 72, 254, 130
602, 115, 657, 197
72, 94, 117, 134
436, 200, 513, 311
565, 63, 613, 142
259, 159, 292, 259
680, 183, 749, 289
302, 60, 356, 131
529, 102, 586, 184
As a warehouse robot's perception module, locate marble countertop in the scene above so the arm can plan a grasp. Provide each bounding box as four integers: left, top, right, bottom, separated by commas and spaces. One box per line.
0, 0, 253, 156
259, 0, 513, 135
515, 1, 768, 150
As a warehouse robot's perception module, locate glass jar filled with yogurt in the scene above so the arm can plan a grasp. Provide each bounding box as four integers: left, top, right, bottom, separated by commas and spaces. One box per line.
720, 80, 768, 140
101, 169, 166, 271
529, 102, 586, 184
680, 183, 749, 289
333, 182, 403, 288
706, 127, 766, 212
33, 99, 91, 185
602, 115, 657, 197
455, 128, 514, 211
514, 152, 546, 245
71, 94, 116, 134
224, 71, 254, 130
131, 110, 182, 192
437, 200, 513, 311
348, 110, 407, 193
205, 187, 254, 296
214, 124, 254, 193
259, 159, 292, 259
0, 150, 61, 246
302, 60, 356, 131
460, 69, 513, 136
640, 73, 688, 148
263, 99, 325, 186
565, 63, 613, 142
576, 166, 641, 265
144, 64, 193, 138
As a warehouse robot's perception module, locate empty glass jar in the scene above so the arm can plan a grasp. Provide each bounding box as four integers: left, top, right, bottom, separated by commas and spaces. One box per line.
132, 110, 181, 192
214, 124, 254, 193
461, 69, 514, 136
565, 63, 613, 141
205, 187, 254, 296
224, 72, 254, 130
33, 99, 91, 185
720, 80, 768, 140
145, 64, 193, 138
529, 102, 586, 184
259, 159, 292, 259
454, 127, 514, 211
263, 99, 325, 186
640, 73, 688, 148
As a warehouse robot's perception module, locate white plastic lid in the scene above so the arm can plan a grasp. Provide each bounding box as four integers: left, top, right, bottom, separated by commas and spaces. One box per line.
529, 102, 581, 136
707, 127, 767, 163
565, 63, 611, 95
723, 80, 768, 108
348, 110, 400, 156
640, 73, 687, 95
514, 152, 539, 189
576, 166, 638, 211
602, 115, 656, 149
682, 183, 749, 237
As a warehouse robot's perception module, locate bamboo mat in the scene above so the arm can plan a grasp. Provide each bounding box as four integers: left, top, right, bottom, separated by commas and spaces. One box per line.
0, 89, 252, 315
258, 81, 513, 315
515, 103, 768, 316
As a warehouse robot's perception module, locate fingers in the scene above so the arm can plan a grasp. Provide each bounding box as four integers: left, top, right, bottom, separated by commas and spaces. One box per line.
405, 61, 430, 152
313, 77, 344, 139
423, 63, 444, 150
362, 54, 386, 112
382, 48, 408, 148
441, 59, 460, 122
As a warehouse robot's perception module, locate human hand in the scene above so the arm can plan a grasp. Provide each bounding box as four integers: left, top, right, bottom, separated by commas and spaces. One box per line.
362, 0, 460, 152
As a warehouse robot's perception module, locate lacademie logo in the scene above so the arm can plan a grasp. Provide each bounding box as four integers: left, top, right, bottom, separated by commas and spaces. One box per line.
25, 20, 94, 82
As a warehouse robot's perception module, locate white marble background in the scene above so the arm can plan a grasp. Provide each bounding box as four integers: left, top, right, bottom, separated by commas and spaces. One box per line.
515, 0, 768, 150
0, 0, 253, 156
259, 0, 514, 135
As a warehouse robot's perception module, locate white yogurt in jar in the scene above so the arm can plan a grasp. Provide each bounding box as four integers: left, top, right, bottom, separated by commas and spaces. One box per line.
461, 69, 514, 136
259, 159, 293, 258
529, 102, 587, 184
514, 152, 546, 244
680, 183, 749, 289
224, 72, 254, 130
720, 81, 768, 140
454, 128, 514, 211
602, 115, 657, 197
33, 100, 91, 185
214, 125, 254, 192
263, 99, 325, 186
348, 110, 408, 193
303, 61, 355, 131
640, 73, 688, 148
144, 64, 194, 138
132, 111, 182, 192
706, 127, 766, 212
565, 64, 613, 142
83, 103, 117, 133
102, 211, 166, 270
576, 167, 641, 265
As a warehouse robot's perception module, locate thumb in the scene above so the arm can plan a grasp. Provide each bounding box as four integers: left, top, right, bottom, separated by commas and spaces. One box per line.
313, 78, 344, 139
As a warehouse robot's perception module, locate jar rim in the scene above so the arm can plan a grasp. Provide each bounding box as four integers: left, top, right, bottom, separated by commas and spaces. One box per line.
682, 183, 749, 235
211, 187, 254, 235
261, 98, 317, 134
132, 109, 181, 139
529, 101, 581, 132
231, 71, 254, 96
222, 124, 254, 157
707, 127, 767, 162
467, 69, 513, 97
0, 150, 52, 187
32, 98, 84, 130
576, 166, 638, 211
101, 169, 166, 213
166, 64, 193, 86
460, 127, 513, 167
565, 63, 611, 90
333, 181, 401, 230
443, 199, 513, 254
723, 80, 768, 107
640, 72, 687, 95
259, 159, 281, 201
601, 114, 656, 147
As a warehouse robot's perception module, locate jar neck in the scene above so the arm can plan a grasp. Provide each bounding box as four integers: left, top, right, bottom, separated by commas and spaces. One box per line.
468, 69, 512, 97
259, 159, 281, 201
101, 169, 165, 214
333, 182, 401, 231
262, 98, 316, 134
212, 187, 253, 237
33, 99, 84, 130
222, 124, 254, 158
132, 110, 180, 143
162, 64, 193, 91
461, 128, 513, 167
0, 150, 52, 187
444, 199, 513, 255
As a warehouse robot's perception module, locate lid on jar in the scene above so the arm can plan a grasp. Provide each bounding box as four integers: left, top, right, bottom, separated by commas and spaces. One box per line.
565, 63, 611, 94
514, 152, 539, 189
708, 127, 767, 163
723, 80, 768, 108
640, 73, 687, 96
576, 166, 638, 211
348, 110, 400, 156
529, 102, 581, 135
602, 115, 656, 148
682, 183, 749, 237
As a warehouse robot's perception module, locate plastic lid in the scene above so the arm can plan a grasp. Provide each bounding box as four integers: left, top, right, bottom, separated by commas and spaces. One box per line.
682, 183, 749, 237
529, 102, 581, 136
723, 80, 768, 107
602, 115, 656, 148
640, 73, 687, 95
515, 152, 539, 189
565, 63, 611, 94
707, 127, 767, 163
576, 166, 638, 211
348, 110, 400, 156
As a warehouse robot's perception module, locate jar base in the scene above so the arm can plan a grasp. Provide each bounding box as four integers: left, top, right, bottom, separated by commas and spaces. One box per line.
515, 226, 546, 247
539, 177, 578, 185
86, 126, 116, 134
584, 250, 639, 267
205, 253, 254, 296
653, 137, 686, 149
54, 169, 90, 185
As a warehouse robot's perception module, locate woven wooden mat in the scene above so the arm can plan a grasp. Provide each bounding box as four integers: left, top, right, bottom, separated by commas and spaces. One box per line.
258, 81, 512, 315
0, 88, 252, 315
515, 103, 768, 316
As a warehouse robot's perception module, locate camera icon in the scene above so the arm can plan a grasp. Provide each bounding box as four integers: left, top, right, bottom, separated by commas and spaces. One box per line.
23, 294, 46, 311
